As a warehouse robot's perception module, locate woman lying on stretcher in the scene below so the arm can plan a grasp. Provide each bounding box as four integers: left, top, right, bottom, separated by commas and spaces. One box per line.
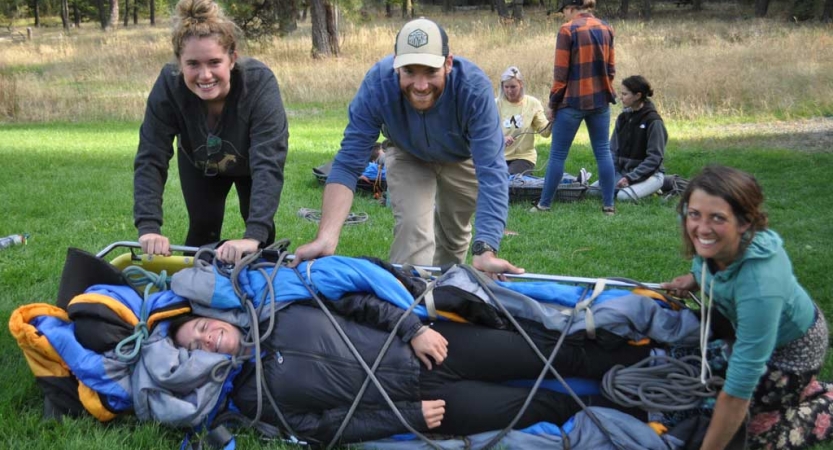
168, 291, 651, 445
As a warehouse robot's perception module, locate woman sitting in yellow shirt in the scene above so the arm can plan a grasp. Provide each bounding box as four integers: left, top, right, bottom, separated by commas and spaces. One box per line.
495, 66, 552, 176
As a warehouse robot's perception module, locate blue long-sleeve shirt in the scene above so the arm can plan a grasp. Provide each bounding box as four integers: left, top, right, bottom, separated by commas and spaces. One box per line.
327, 55, 508, 250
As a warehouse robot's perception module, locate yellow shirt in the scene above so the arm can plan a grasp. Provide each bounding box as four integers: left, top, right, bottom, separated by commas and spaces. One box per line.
495, 95, 551, 165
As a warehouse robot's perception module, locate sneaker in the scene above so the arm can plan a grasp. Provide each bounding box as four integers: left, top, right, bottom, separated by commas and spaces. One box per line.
529, 203, 551, 213
602, 206, 616, 216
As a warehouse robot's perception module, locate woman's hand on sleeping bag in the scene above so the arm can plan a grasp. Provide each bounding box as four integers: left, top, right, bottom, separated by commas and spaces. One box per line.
422, 400, 445, 429
661, 273, 698, 299
472, 252, 525, 281
139, 233, 171, 257
411, 327, 448, 370
216, 238, 260, 264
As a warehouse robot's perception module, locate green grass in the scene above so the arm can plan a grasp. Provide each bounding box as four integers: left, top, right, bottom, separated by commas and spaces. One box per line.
0, 115, 832, 449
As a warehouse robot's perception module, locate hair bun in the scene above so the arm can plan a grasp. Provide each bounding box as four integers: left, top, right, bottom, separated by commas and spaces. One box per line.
177, 0, 219, 24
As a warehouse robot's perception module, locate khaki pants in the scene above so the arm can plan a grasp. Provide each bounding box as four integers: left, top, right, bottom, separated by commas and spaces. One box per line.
385, 145, 478, 266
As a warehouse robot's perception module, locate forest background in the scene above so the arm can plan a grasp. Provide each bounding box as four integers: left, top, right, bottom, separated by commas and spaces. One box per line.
1, 0, 832, 449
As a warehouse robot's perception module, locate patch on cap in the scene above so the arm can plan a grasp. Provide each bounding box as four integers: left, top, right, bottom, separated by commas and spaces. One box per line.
393, 18, 449, 69
407, 29, 429, 48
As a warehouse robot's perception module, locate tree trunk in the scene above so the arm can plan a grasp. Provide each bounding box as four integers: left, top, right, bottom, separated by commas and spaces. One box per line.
60, 0, 70, 30
401, 0, 412, 19
278, 0, 298, 35
641, 0, 652, 20
310, 0, 336, 58
325, 2, 339, 56
150, 0, 155, 25
443, 0, 452, 13
133, 2, 138, 24
494, 0, 509, 19
108, 0, 119, 29
511, 0, 523, 21
792, 0, 814, 21
385, 0, 392, 17
32, 0, 40, 27
618, 0, 630, 18
823, 0, 833, 22
123, 0, 129, 26
754, 0, 769, 17
692, 0, 702, 11
97, 0, 106, 29
73, 1, 81, 27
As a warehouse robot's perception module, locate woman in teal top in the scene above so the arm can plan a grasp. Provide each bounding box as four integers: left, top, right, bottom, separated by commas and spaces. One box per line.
663, 165, 832, 450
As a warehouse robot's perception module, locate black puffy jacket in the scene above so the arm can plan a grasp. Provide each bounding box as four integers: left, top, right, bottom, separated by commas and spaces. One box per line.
231, 293, 428, 445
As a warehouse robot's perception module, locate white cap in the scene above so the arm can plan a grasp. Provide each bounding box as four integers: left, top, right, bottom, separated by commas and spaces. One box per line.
393, 18, 449, 69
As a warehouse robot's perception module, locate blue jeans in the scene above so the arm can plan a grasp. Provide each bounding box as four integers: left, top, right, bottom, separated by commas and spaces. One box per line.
539, 107, 615, 208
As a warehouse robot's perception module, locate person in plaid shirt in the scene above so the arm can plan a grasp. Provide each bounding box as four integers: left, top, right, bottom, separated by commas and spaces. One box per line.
532, 0, 617, 215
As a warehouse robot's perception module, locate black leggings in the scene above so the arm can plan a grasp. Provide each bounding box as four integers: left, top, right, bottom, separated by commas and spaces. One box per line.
507, 159, 535, 176
178, 152, 275, 247
419, 321, 650, 436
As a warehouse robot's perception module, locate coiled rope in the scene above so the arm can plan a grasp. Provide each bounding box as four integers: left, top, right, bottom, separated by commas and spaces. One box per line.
297, 208, 368, 225
601, 355, 723, 412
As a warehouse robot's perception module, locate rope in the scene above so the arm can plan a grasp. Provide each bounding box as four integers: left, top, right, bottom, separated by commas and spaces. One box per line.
461, 266, 623, 450
189, 246, 301, 442
700, 264, 715, 385
115, 266, 170, 362
297, 208, 368, 225
601, 354, 723, 412
290, 265, 444, 450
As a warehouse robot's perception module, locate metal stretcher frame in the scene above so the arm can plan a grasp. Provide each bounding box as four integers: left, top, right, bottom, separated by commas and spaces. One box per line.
95, 241, 695, 449
96, 241, 670, 290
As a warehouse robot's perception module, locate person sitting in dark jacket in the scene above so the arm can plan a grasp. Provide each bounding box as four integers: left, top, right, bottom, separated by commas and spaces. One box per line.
170, 292, 651, 445
589, 75, 668, 202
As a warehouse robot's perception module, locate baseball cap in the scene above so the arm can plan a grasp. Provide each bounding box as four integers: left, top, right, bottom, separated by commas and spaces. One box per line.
393, 18, 449, 69
557, 0, 583, 12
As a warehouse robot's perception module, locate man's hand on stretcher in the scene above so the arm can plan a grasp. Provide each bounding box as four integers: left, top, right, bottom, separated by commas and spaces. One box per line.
289, 237, 337, 268
472, 252, 525, 281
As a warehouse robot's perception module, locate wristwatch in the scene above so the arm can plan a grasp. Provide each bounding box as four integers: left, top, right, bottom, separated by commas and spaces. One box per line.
471, 241, 498, 256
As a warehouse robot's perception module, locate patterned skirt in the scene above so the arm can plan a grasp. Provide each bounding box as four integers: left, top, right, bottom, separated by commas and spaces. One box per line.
747, 307, 833, 449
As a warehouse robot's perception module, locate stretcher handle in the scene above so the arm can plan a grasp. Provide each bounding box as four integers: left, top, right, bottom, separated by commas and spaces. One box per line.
95, 241, 200, 258
95, 241, 664, 290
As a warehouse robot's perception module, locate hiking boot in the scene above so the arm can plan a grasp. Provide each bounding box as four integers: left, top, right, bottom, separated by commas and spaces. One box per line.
602, 206, 616, 216
529, 203, 551, 213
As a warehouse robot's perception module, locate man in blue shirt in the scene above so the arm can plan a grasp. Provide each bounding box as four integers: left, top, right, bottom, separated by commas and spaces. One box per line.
293, 18, 523, 277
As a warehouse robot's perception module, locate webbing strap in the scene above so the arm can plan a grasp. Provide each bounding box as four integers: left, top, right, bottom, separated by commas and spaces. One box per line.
565, 278, 607, 340
402, 265, 437, 320
423, 286, 438, 320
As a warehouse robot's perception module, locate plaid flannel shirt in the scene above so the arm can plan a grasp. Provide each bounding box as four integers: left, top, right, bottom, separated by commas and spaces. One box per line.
550, 13, 616, 111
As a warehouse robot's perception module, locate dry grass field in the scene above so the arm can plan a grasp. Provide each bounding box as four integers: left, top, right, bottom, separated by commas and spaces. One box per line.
1, 4, 832, 123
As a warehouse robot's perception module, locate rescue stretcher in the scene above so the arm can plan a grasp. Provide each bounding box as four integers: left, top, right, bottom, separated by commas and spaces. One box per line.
11, 241, 725, 450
